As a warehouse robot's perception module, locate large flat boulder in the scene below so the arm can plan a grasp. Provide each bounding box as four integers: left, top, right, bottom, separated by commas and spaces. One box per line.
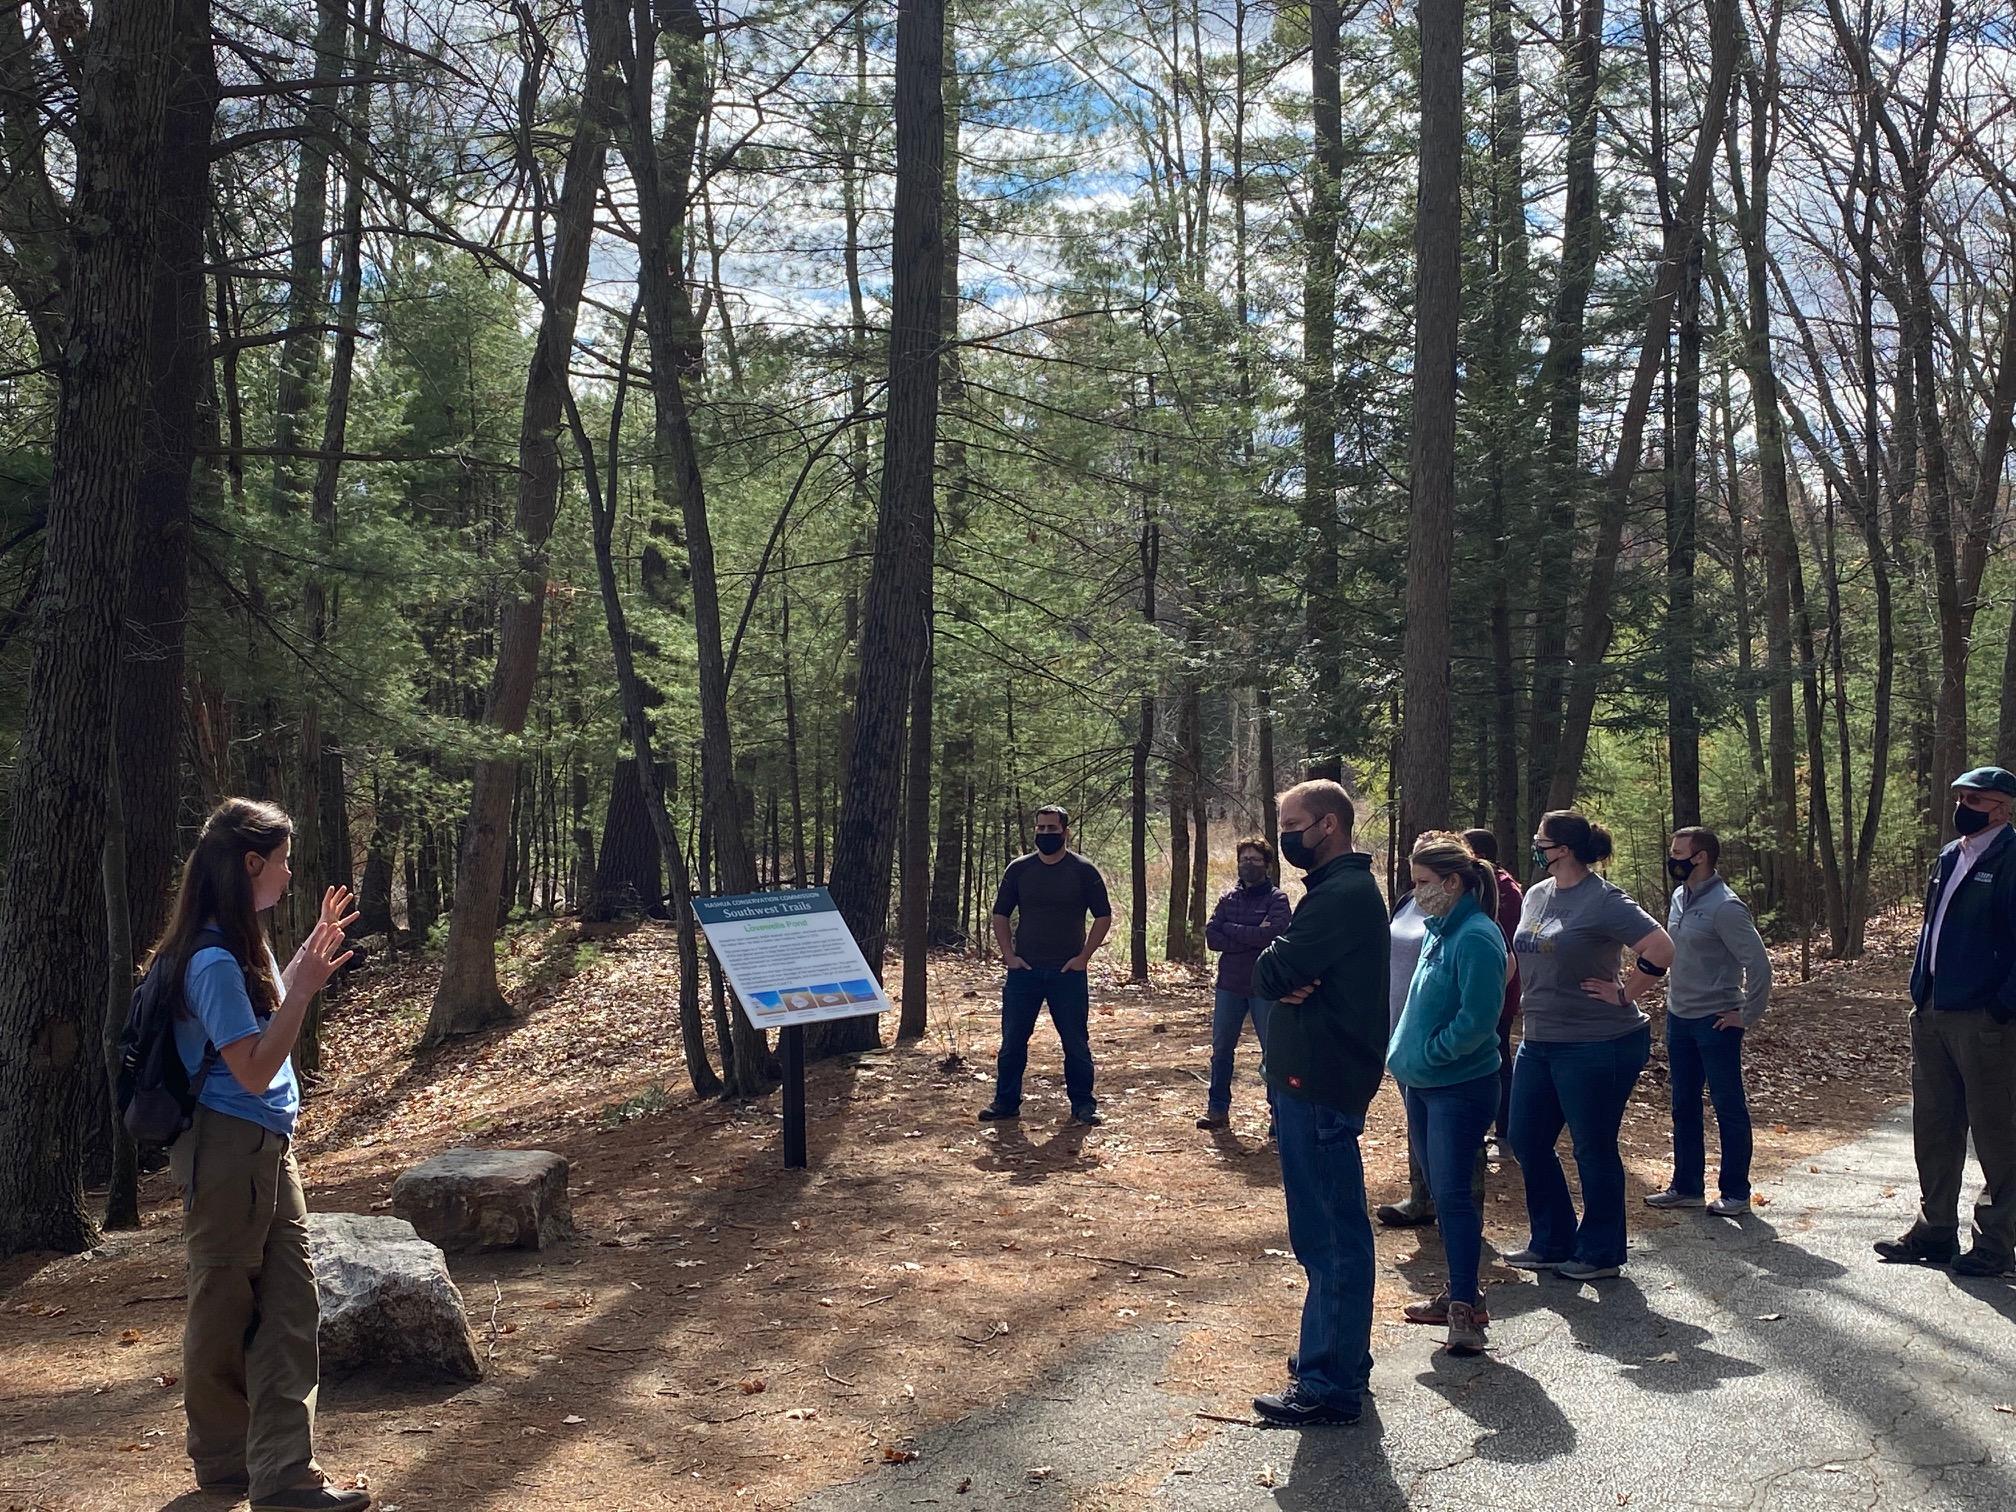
309, 1212, 483, 1382
391, 1148, 573, 1253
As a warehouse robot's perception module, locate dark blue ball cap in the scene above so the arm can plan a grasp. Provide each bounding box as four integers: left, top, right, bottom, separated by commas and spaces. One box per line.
1951, 766, 2016, 798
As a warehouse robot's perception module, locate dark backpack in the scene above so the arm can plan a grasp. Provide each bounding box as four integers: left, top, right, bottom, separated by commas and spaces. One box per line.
115, 928, 226, 1148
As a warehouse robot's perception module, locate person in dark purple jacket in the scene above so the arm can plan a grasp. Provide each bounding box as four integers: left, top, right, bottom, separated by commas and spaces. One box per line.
1199, 837, 1293, 1129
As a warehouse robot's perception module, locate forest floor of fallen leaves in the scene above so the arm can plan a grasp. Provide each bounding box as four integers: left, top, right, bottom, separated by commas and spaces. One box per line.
2, 912, 1919, 1512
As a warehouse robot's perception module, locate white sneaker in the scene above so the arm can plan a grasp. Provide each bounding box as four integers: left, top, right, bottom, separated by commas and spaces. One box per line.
1644, 1189, 1704, 1209
1707, 1195, 1750, 1217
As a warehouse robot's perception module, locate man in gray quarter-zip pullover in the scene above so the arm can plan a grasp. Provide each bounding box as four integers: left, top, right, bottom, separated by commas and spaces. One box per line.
1646, 826, 1770, 1216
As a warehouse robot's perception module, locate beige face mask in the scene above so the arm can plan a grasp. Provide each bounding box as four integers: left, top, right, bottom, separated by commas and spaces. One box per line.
1415, 879, 1460, 918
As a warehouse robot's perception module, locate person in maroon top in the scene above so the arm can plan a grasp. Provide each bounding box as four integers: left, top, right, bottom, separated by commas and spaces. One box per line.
1462, 829, 1524, 1152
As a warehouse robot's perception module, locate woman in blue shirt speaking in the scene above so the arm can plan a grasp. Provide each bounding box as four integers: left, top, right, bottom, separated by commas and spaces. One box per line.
156, 797, 366, 1512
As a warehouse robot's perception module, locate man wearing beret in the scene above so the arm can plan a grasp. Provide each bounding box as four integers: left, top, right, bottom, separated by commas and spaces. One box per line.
1876, 766, 2016, 1276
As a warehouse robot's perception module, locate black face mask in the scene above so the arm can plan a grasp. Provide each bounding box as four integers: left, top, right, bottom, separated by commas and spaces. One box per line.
1279, 824, 1321, 872
1953, 803, 1993, 836
1237, 861, 1269, 887
1034, 832, 1066, 855
1667, 855, 1702, 884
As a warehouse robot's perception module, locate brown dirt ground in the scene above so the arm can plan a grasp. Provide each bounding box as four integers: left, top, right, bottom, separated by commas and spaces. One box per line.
1, 915, 1916, 1512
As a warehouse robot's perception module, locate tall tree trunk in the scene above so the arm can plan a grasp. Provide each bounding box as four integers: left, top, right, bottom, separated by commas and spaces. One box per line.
566, 354, 720, 1098
1130, 517, 1159, 982
1399, 0, 1463, 840
1484, 0, 1527, 861
1188, 681, 1209, 949
1301, 0, 1342, 778
0, 0, 216, 1257
1724, 11, 1842, 947
270, 0, 346, 1007
614, 0, 769, 1090
1667, 234, 1705, 828
1524, 0, 1606, 833
820, 0, 946, 1059
1164, 695, 1193, 963
928, 734, 972, 945
425, 3, 620, 1044
1545, 0, 1737, 808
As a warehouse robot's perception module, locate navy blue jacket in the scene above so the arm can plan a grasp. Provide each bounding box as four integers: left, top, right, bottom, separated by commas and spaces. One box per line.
1205, 881, 1292, 995
1910, 825, 2016, 1023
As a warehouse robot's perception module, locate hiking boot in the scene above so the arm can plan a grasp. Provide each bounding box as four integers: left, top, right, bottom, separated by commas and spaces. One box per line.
1196, 1112, 1230, 1130
1557, 1260, 1621, 1281
1068, 1108, 1104, 1127
1873, 1229, 1958, 1265
1951, 1248, 2014, 1278
1375, 1196, 1436, 1227
1503, 1248, 1567, 1271
250, 1484, 373, 1512
1443, 1300, 1488, 1355
1644, 1188, 1704, 1209
976, 1104, 1020, 1123
1403, 1293, 1491, 1327
1252, 1382, 1361, 1428
1707, 1195, 1751, 1217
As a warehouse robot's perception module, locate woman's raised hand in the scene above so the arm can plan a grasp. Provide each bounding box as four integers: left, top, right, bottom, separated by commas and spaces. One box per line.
318, 884, 361, 933
294, 919, 356, 994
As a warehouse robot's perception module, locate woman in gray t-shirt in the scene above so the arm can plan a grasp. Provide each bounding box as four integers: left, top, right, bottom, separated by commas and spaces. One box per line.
1504, 811, 1674, 1279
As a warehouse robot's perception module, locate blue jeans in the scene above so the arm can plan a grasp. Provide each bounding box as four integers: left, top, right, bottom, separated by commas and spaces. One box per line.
1274, 1095, 1374, 1411
1403, 1074, 1500, 1306
1666, 1012, 1752, 1200
1207, 989, 1274, 1116
993, 967, 1095, 1115
1508, 1026, 1651, 1268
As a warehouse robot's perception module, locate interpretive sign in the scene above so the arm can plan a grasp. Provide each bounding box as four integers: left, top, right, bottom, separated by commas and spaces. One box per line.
691, 888, 893, 1029
691, 888, 890, 1169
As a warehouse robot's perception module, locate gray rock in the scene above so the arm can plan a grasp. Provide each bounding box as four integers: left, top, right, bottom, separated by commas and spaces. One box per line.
391, 1147, 573, 1253
309, 1212, 483, 1382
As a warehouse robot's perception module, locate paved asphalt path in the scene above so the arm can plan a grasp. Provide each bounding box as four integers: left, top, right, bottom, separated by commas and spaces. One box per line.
810, 1109, 2016, 1511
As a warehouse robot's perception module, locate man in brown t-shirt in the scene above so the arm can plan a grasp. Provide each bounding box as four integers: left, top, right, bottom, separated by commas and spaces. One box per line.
978, 804, 1113, 1126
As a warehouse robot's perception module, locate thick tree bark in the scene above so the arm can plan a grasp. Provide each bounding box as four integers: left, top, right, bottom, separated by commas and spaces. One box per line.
102, 740, 140, 1230
0, 0, 216, 1257
590, 758, 664, 920
425, 3, 620, 1044
820, 0, 946, 1059
898, 641, 934, 1040
1399, 0, 1463, 841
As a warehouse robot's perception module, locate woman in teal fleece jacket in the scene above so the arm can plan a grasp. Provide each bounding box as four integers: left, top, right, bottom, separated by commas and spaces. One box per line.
1388, 832, 1510, 1353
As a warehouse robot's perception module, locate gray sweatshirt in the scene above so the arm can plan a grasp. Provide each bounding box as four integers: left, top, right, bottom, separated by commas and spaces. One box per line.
1665, 876, 1771, 1027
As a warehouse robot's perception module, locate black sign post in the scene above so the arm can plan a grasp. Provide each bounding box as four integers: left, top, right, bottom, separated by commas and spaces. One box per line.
781, 1022, 808, 1169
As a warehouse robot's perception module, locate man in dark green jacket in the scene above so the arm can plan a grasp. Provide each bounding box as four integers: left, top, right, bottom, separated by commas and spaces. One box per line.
1248, 779, 1391, 1427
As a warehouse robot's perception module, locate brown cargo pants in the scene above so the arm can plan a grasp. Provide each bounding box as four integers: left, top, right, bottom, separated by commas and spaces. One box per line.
170, 1105, 323, 1497
1909, 1007, 2016, 1261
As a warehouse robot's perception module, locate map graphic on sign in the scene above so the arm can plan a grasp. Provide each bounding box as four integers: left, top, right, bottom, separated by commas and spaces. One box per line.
691, 888, 893, 1028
